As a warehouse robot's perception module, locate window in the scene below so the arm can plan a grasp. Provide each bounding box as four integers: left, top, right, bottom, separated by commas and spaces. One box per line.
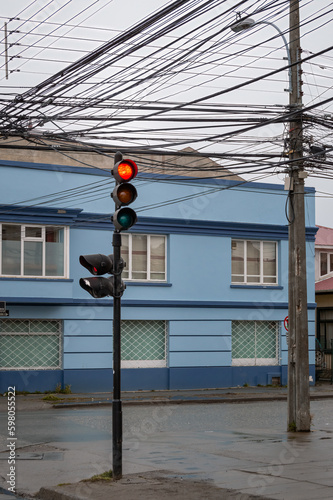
232, 321, 280, 366
317, 309, 333, 352
121, 234, 166, 281
320, 252, 333, 277
232, 240, 277, 284
0, 319, 62, 369
0, 224, 67, 278
121, 320, 167, 368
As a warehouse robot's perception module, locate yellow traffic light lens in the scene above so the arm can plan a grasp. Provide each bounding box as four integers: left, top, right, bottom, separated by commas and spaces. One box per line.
112, 182, 137, 206
118, 186, 133, 204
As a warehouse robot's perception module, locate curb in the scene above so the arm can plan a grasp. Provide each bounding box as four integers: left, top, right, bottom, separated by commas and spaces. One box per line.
52, 392, 333, 409
35, 488, 78, 500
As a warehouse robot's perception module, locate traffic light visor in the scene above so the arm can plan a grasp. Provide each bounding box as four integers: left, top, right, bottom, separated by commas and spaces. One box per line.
113, 159, 138, 183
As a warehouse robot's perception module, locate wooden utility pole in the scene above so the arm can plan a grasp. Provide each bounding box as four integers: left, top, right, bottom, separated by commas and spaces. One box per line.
287, 0, 311, 432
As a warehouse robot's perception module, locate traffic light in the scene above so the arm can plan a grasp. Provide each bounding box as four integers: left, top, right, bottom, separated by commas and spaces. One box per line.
79, 253, 125, 298
111, 153, 138, 231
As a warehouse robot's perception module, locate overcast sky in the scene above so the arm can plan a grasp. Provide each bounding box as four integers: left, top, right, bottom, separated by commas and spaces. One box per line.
1, 0, 332, 227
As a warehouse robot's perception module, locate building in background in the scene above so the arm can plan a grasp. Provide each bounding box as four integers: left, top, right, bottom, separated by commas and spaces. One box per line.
315, 225, 333, 382
0, 153, 317, 393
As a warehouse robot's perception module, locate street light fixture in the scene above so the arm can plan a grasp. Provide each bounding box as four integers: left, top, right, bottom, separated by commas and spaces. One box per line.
230, 17, 292, 93
230, 18, 255, 32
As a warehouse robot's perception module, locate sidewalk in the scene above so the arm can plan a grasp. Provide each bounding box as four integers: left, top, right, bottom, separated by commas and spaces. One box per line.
9, 382, 333, 411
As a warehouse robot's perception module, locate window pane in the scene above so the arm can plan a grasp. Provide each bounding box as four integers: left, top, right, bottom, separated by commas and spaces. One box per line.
319, 309, 333, 320
121, 234, 129, 279
263, 242, 276, 278
2, 225, 21, 275
25, 227, 42, 238
132, 235, 147, 279
150, 236, 165, 279
231, 275, 244, 283
247, 276, 260, 283
0, 320, 29, 333
0, 319, 61, 369
321, 253, 328, 276
324, 324, 333, 351
264, 276, 277, 284
45, 227, 64, 276
24, 241, 42, 276
121, 320, 166, 362
255, 322, 277, 358
30, 320, 59, 333
0, 335, 60, 368
232, 321, 255, 359
232, 240, 244, 281
232, 320, 279, 366
330, 254, 333, 273
247, 241, 260, 277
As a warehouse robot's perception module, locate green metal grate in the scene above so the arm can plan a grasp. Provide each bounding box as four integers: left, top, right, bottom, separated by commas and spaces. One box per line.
0, 319, 62, 370
121, 320, 167, 368
232, 320, 280, 366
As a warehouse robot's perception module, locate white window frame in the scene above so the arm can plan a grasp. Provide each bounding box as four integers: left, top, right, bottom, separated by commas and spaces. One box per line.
0, 223, 69, 279
122, 233, 167, 282
232, 239, 278, 285
320, 251, 333, 277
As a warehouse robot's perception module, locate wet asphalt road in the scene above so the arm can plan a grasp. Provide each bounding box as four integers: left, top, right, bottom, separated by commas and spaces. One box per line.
1, 399, 331, 445
0, 400, 333, 499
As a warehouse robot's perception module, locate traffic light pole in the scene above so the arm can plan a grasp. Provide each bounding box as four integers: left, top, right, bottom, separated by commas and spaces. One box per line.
287, 0, 310, 432
112, 230, 122, 479
80, 151, 138, 479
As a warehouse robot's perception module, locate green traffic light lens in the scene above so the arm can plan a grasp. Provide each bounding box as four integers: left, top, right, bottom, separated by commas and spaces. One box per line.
112, 207, 137, 231
118, 211, 135, 230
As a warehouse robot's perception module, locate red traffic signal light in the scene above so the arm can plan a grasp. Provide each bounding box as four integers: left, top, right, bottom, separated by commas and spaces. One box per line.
112, 159, 138, 183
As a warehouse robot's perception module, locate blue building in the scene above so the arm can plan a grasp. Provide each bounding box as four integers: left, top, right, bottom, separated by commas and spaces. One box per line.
0, 156, 317, 393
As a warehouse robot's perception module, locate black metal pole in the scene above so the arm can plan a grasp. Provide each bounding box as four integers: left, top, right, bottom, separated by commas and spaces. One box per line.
112, 231, 122, 479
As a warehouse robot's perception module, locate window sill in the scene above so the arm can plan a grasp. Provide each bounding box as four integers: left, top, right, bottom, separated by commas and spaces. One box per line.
0, 277, 73, 282
230, 284, 283, 289
125, 281, 172, 287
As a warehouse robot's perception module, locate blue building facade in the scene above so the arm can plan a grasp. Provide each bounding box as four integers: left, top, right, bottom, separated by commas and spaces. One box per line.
0, 158, 317, 393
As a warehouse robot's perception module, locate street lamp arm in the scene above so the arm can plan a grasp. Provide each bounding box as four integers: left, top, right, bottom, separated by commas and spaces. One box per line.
256, 21, 292, 93
230, 18, 292, 93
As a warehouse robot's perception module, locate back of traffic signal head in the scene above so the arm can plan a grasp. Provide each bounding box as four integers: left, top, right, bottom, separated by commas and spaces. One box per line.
79, 276, 126, 299
79, 253, 114, 275
79, 253, 125, 298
